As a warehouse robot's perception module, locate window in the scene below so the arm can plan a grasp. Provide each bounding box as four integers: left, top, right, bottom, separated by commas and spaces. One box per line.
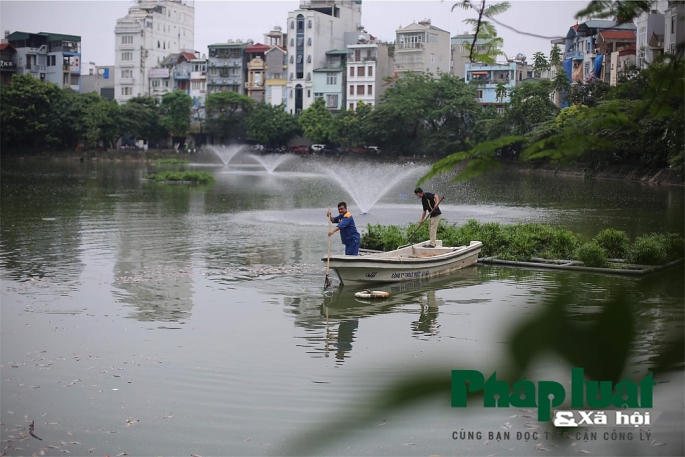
429, 33, 438, 44
326, 72, 337, 85
121, 87, 132, 95
357, 67, 365, 77
307, 55, 311, 63
350, 66, 355, 77
307, 38, 312, 46
308, 19, 312, 28
296, 55, 303, 64
290, 55, 294, 64
357, 85, 364, 95
355, 50, 361, 61
297, 37, 303, 46
121, 52, 133, 61
367, 85, 372, 95
368, 66, 373, 77
350, 103, 354, 110
326, 94, 338, 108
290, 38, 294, 47
672, 14, 676, 33
476, 89, 483, 99
349, 85, 354, 95
290, 21, 294, 29
307, 90, 311, 98
121, 35, 133, 44
121, 69, 132, 78
431, 53, 435, 63
496, 107, 504, 114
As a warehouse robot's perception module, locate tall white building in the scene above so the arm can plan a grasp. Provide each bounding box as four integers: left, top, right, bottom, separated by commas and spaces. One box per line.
285, 0, 362, 114
114, 0, 194, 103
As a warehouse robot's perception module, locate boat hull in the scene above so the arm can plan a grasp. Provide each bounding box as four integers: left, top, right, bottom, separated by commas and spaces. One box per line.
323, 241, 482, 285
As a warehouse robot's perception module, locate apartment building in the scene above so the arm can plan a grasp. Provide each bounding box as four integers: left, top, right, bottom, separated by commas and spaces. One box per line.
563, 20, 636, 82
263, 27, 288, 107
313, 49, 347, 112
394, 19, 450, 77
664, 1, 685, 56
0, 42, 17, 85
464, 58, 527, 109
81, 65, 116, 100
245, 43, 270, 102
285, 0, 363, 114
207, 41, 248, 94
346, 36, 394, 110
6, 31, 81, 91
114, 0, 194, 103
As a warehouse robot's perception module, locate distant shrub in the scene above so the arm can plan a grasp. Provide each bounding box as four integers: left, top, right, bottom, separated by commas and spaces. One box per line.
594, 229, 629, 258
575, 242, 607, 267
144, 171, 215, 184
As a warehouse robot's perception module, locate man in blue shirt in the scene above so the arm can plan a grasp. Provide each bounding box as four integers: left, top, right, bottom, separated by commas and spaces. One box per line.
327, 202, 361, 255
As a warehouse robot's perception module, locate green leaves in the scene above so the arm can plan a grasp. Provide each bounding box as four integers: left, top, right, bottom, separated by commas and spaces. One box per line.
159, 90, 193, 137
299, 98, 336, 144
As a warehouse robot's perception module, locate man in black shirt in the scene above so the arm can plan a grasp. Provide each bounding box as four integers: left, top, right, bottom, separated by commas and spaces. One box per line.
414, 187, 442, 248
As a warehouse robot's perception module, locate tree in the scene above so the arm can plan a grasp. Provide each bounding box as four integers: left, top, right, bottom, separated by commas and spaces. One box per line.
506, 80, 559, 135
0, 74, 61, 149
452, 0, 510, 63
204, 90, 255, 143
367, 72, 482, 155
299, 97, 336, 144
121, 95, 166, 144
45, 89, 96, 149
246, 103, 301, 147
83, 98, 122, 149
531, 51, 549, 77
159, 90, 193, 139
334, 102, 373, 148
568, 78, 611, 107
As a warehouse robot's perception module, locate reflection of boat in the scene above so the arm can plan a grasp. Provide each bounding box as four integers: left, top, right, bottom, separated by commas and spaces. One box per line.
322, 240, 482, 285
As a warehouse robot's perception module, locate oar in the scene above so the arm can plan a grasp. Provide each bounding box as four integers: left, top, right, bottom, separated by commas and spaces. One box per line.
324, 205, 333, 290
399, 196, 445, 249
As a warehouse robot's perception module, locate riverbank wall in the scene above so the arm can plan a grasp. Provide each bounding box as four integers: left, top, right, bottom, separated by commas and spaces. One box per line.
498, 159, 683, 186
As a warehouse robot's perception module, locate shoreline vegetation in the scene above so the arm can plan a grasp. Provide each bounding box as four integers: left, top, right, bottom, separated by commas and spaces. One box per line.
361, 220, 684, 269
2, 150, 682, 186
143, 170, 215, 184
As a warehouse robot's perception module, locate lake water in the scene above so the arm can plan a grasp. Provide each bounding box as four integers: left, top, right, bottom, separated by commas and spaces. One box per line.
1, 156, 683, 456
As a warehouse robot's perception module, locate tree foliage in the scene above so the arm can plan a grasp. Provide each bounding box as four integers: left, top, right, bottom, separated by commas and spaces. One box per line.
204, 90, 255, 143
159, 90, 193, 138
246, 103, 301, 146
299, 97, 336, 144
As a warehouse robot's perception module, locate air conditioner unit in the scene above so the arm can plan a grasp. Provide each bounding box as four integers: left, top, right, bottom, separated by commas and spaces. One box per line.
594, 48, 600, 54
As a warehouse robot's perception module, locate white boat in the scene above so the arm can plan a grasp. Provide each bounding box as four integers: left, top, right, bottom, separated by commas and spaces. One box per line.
323, 240, 483, 285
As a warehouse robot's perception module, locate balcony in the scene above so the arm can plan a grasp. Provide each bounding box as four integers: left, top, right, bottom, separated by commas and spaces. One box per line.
174, 71, 190, 79
317, 61, 343, 69
348, 56, 377, 63
396, 42, 424, 50
566, 50, 584, 60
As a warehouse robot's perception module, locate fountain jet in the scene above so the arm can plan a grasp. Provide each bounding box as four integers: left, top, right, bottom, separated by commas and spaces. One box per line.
322, 162, 428, 214
207, 145, 247, 166
247, 153, 296, 174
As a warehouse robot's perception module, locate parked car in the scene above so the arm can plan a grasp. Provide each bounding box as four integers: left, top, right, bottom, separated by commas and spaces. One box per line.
311, 144, 326, 153
289, 145, 310, 154
345, 146, 381, 154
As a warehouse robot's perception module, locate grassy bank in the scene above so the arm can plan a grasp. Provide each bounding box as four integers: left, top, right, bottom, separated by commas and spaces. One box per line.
361, 220, 684, 267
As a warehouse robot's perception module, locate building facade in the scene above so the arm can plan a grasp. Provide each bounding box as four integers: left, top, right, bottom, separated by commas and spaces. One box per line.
0, 42, 17, 85
81, 65, 116, 100
285, 0, 363, 114
245, 43, 270, 102
465, 59, 527, 109
346, 37, 393, 110
207, 41, 248, 94
394, 19, 450, 77
7, 31, 81, 91
114, 0, 194, 103
450, 33, 490, 80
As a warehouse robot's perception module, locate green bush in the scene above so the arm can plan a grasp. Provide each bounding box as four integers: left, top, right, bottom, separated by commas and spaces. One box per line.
144, 171, 215, 184
628, 234, 667, 265
594, 228, 629, 258
575, 242, 607, 267
155, 158, 189, 164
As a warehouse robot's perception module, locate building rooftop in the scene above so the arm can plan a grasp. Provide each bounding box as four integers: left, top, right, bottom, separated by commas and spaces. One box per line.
599, 30, 636, 40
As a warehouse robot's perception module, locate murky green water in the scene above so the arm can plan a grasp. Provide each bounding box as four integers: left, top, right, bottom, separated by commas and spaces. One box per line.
1, 157, 683, 456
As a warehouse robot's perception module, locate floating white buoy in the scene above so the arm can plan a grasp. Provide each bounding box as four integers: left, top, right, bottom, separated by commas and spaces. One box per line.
354, 289, 390, 299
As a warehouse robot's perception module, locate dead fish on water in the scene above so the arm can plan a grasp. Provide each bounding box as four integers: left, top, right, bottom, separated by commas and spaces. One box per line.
29, 421, 42, 441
